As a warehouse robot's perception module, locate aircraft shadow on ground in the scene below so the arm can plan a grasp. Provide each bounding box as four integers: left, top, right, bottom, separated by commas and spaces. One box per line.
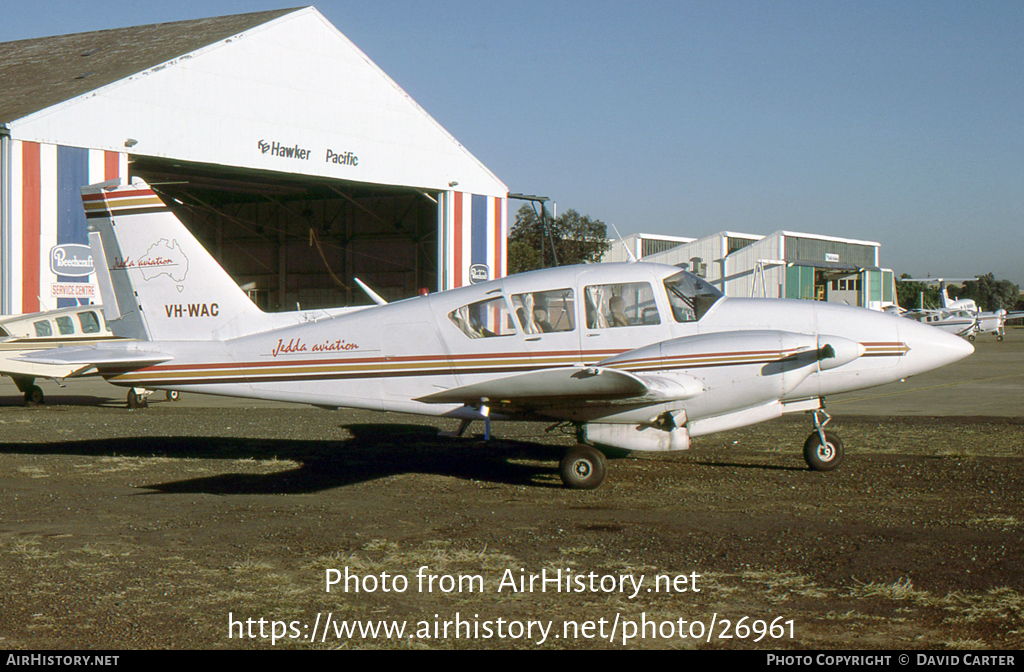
0, 395, 124, 408
0, 424, 568, 493
691, 459, 807, 473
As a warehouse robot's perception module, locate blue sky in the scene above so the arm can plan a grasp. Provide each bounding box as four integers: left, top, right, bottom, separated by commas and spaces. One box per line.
4, 1, 1022, 285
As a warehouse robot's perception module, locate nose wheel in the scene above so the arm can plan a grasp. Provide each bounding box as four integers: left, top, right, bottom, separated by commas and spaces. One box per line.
559, 444, 607, 489
804, 408, 844, 471
803, 431, 844, 471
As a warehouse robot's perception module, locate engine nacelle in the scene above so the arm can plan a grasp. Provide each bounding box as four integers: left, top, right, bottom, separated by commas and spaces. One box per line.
584, 421, 691, 452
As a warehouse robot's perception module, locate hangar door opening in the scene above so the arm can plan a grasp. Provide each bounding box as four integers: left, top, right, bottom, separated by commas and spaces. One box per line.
130, 158, 440, 311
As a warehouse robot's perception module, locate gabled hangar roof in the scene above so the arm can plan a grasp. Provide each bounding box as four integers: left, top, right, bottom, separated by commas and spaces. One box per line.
0, 8, 297, 124
0, 7, 506, 197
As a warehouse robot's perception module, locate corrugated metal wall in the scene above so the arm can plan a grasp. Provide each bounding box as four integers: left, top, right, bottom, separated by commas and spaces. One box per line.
784, 236, 876, 267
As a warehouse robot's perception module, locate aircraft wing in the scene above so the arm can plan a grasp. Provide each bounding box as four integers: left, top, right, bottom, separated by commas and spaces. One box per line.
16, 345, 173, 369
416, 366, 703, 405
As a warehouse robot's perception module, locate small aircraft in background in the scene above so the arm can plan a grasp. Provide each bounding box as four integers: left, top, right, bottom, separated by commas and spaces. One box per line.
0, 304, 186, 406
24, 179, 974, 489
0, 305, 117, 404
898, 278, 1024, 341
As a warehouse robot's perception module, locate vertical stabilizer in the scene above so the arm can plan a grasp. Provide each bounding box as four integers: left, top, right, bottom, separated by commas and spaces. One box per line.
83, 179, 263, 341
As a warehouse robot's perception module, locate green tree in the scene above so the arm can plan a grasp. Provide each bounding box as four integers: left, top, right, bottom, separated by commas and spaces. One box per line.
507, 204, 610, 274
896, 275, 941, 310
949, 273, 1020, 312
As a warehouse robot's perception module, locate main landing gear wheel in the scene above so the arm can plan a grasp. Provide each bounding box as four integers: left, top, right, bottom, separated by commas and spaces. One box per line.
166, 391, 181, 401
24, 385, 44, 405
13, 377, 43, 405
559, 444, 607, 490
803, 431, 844, 472
127, 389, 149, 409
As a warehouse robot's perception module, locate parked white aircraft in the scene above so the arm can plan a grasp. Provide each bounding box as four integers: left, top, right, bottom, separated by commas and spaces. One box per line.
901, 307, 980, 340
0, 304, 186, 407
899, 278, 1023, 341
0, 305, 117, 404
24, 180, 974, 488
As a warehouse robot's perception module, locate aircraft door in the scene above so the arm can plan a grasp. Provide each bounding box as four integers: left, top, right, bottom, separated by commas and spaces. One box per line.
581, 280, 670, 364
509, 288, 583, 369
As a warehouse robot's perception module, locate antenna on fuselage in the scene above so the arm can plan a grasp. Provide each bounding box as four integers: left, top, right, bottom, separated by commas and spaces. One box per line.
610, 224, 637, 262
354, 278, 388, 306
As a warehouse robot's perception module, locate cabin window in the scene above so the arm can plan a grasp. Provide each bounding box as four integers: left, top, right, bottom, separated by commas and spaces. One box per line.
448, 297, 517, 339
664, 271, 722, 323
79, 311, 101, 334
56, 316, 75, 335
511, 289, 575, 334
584, 282, 660, 328
34, 320, 53, 337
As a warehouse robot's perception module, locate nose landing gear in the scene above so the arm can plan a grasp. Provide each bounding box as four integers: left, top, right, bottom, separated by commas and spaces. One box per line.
803, 408, 844, 471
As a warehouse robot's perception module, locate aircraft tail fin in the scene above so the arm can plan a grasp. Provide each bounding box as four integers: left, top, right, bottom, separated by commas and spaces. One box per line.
84, 179, 264, 341
938, 281, 952, 309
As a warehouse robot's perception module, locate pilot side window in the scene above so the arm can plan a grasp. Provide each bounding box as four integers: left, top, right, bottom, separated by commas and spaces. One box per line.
584, 282, 660, 328
55, 316, 76, 335
448, 297, 517, 339
79, 311, 101, 334
664, 271, 723, 323
34, 320, 53, 337
511, 289, 575, 334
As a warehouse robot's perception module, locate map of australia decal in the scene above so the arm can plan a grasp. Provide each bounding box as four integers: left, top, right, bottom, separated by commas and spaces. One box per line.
138, 239, 189, 292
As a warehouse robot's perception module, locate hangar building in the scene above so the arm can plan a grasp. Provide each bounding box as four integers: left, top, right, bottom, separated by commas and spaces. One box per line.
0, 7, 508, 315
601, 232, 695, 264
616, 230, 896, 311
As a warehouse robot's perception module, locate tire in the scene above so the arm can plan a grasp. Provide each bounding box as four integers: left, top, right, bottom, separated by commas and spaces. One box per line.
166, 390, 181, 401
559, 445, 607, 490
803, 431, 844, 472
127, 390, 148, 409
24, 386, 44, 405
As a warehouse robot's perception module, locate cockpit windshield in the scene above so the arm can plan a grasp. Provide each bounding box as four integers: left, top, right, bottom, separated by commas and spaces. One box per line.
664, 271, 723, 323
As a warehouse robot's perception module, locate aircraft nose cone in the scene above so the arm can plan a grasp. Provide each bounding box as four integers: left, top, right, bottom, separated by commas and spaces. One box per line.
899, 319, 974, 377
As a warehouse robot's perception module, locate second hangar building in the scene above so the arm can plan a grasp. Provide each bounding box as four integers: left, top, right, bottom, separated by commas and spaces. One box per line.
606, 231, 896, 311
0, 7, 507, 315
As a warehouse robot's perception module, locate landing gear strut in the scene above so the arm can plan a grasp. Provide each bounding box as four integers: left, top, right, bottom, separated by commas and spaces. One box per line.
13, 376, 44, 405
25, 385, 44, 405
803, 408, 844, 471
127, 388, 151, 409
559, 444, 607, 490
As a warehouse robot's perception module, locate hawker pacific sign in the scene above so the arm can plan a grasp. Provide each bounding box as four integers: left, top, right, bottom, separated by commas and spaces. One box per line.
257, 139, 361, 168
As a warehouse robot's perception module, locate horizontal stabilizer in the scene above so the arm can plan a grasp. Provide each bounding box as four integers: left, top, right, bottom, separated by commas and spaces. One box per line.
16, 346, 173, 368
417, 366, 649, 404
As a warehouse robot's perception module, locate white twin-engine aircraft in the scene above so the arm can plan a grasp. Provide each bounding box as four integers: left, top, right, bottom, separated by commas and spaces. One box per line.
24, 180, 973, 489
